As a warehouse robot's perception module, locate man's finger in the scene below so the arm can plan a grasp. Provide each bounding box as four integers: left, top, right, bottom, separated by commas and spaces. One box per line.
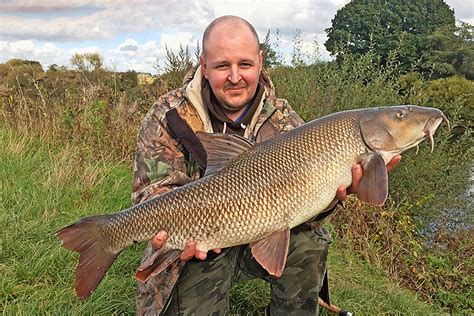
180, 241, 196, 261
151, 231, 168, 250
348, 164, 362, 194
336, 186, 347, 201
212, 248, 222, 254
387, 155, 402, 172
195, 250, 207, 260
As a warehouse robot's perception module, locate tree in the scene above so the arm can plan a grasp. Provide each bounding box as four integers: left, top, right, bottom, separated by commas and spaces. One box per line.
162, 44, 194, 75
291, 29, 305, 67
194, 40, 201, 62
158, 44, 195, 89
47, 64, 59, 72
421, 21, 474, 79
325, 0, 456, 72
2, 59, 45, 87
70, 53, 103, 72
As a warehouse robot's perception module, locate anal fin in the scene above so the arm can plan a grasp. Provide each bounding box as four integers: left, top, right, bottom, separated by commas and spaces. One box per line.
135, 249, 181, 283
250, 229, 290, 277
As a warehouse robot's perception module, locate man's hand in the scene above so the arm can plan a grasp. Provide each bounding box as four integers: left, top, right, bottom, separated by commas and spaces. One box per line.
336, 154, 402, 201
151, 231, 222, 261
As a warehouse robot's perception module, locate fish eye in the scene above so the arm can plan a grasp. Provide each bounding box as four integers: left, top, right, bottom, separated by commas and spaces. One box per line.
396, 111, 405, 118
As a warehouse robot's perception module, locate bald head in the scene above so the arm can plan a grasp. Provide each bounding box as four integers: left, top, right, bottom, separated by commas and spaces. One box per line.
202, 15, 260, 57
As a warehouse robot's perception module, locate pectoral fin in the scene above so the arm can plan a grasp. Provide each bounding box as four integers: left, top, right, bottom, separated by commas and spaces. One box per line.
357, 153, 388, 206
250, 229, 290, 277
135, 249, 181, 283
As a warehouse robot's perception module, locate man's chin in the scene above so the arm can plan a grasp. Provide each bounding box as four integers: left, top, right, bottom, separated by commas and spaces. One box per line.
222, 97, 248, 108
225, 101, 247, 109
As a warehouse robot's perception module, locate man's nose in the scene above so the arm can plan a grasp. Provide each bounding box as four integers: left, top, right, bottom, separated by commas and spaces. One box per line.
227, 65, 241, 84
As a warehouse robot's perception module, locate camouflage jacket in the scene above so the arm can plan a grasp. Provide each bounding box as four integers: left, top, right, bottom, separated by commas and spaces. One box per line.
131, 66, 304, 204
132, 67, 335, 314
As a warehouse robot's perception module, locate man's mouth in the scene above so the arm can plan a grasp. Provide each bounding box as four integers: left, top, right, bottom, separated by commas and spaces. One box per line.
226, 86, 245, 91
225, 81, 247, 92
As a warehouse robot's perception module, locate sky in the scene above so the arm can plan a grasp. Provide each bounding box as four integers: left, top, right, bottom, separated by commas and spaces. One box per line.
1, 0, 473, 74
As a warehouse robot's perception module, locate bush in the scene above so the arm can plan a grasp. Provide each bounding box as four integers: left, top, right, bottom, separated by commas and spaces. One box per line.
269, 54, 472, 313
270, 52, 403, 121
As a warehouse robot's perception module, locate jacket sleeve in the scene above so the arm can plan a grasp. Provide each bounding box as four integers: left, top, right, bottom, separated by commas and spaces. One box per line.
131, 94, 196, 205
273, 98, 305, 131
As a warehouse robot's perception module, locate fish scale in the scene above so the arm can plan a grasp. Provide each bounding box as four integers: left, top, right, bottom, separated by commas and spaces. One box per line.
102, 111, 365, 253
56, 105, 447, 299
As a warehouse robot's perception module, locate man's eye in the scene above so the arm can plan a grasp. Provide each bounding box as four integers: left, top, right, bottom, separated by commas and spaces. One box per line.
241, 63, 252, 68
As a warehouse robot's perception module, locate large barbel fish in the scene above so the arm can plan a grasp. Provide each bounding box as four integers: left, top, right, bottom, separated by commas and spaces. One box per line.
57, 105, 447, 299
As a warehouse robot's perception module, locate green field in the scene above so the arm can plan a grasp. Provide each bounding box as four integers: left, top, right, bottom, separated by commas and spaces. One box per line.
1, 125, 447, 314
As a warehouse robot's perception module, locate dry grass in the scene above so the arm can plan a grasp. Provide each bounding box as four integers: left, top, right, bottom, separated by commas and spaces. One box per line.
1, 55, 472, 312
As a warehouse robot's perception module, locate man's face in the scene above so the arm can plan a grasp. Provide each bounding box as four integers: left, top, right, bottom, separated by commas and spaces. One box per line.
200, 26, 263, 110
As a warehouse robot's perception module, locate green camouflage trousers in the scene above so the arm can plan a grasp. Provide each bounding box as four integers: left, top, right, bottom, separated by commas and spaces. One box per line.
138, 227, 331, 316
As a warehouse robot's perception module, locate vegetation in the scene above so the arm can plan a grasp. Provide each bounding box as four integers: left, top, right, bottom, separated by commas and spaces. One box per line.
0, 126, 445, 314
325, 0, 473, 79
422, 21, 474, 79
0, 58, 165, 161
70, 52, 104, 72
1, 4, 472, 312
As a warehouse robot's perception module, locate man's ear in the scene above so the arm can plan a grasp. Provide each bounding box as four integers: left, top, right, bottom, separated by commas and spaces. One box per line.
200, 55, 208, 79
258, 50, 264, 70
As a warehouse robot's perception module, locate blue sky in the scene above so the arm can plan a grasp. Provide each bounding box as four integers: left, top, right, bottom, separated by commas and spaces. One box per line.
1, 0, 472, 74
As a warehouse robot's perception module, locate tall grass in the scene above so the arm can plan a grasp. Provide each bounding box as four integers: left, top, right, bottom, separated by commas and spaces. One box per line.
270, 52, 404, 120
0, 126, 445, 315
0, 66, 163, 161
0, 126, 138, 314
1, 51, 472, 312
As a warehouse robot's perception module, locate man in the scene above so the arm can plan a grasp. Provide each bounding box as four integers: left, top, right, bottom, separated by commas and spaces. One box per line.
132, 15, 400, 315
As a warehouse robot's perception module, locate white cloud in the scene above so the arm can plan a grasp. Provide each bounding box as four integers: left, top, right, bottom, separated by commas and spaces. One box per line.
206, 0, 341, 35
0, 0, 471, 73
160, 32, 196, 50
0, 0, 346, 46
118, 39, 139, 52
446, 0, 474, 23
1, 35, 197, 74
107, 39, 162, 73
0, 0, 213, 42
68, 46, 102, 55
9, 40, 36, 53
1, 40, 63, 65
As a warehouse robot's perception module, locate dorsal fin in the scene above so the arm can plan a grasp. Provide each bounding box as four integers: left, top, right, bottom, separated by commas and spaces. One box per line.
196, 132, 254, 176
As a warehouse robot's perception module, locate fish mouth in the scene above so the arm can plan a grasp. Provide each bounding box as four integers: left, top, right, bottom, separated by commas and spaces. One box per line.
423, 113, 449, 152
382, 110, 450, 156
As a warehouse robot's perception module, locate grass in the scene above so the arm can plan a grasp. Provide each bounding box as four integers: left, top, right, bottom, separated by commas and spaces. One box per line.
0, 125, 447, 315
230, 247, 447, 315
2, 49, 472, 314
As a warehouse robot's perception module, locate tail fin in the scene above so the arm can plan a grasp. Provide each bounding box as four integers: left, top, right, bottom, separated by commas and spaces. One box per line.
56, 216, 120, 299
